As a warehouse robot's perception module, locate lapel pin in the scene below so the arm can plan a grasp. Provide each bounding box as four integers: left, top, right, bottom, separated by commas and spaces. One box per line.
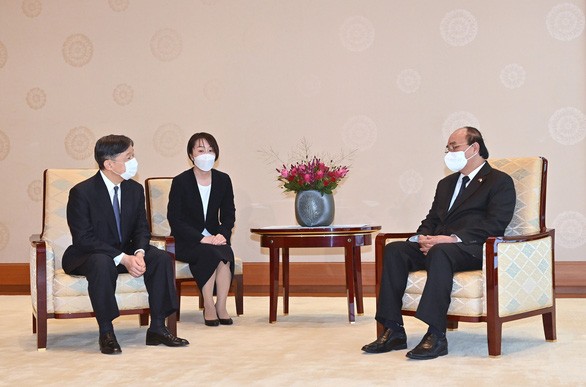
478, 178, 483, 183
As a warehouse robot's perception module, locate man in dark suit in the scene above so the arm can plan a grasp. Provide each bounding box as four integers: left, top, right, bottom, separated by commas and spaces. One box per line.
63, 134, 189, 354
362, 127, 516, 359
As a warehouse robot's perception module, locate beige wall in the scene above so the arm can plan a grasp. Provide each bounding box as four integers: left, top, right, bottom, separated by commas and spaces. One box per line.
0, 0, 585, 264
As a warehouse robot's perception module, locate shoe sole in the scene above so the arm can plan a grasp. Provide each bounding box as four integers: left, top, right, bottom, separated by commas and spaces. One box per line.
406, 349, 448, 360
146, 339, 188, 347
362, 343, 408, 353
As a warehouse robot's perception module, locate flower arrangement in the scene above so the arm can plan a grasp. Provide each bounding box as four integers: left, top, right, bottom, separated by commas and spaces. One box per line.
277, 156, 349, 195
265, 139, 352, 195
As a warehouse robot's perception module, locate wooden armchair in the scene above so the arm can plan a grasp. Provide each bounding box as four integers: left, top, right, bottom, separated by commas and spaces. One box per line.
375, 157, 556, 356
145, 177, 244, 320
30, 169, 176, 350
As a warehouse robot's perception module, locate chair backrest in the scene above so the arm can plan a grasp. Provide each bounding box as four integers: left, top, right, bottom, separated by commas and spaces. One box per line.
488, 157, 547, 236
145, 177, 173, 237
41, 168, 98, 267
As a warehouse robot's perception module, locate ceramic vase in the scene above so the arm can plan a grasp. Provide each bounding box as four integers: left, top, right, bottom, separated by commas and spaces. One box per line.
294, 190, 335, 227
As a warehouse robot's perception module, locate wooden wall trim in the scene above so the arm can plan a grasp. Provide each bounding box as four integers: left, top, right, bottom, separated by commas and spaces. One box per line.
2, 261, 585, 297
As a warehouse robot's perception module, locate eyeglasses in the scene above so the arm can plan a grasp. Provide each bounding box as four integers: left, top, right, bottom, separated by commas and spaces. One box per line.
445, 143, 469, 153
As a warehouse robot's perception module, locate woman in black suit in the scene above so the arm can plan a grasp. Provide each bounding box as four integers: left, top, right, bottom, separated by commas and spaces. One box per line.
167, 132, 236, 326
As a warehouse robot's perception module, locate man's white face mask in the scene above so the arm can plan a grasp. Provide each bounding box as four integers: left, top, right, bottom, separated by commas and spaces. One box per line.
116, 158, 138, 180
444, 144, 475, 172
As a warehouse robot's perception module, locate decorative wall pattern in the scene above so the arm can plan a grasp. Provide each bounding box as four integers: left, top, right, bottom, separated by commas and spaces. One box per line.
0, 1, 584, 264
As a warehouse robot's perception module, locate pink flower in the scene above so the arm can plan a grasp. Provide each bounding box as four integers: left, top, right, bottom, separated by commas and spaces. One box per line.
279, 167, 289, 178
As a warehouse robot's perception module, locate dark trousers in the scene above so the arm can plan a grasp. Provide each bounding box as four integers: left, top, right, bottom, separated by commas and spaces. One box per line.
70, 246, 178, 328
375, 241, 482, 332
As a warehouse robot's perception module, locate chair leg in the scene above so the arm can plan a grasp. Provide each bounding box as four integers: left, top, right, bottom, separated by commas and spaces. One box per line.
36, 311, 47, 350
167, 311, 178, 336
198, 293, 204, 310
234, 274, 244, 316
542, 309, 557, 341
487, 318, 503, 357
139, 311, 149, 326
32, 314, 37, 334
376, 321, 384, 337
176, 280, 182, 322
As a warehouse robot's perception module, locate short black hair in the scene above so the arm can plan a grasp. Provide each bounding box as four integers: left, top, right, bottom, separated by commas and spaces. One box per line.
94, 134, 133, 170
187, 132, 219, 164
464, 126, 489, 159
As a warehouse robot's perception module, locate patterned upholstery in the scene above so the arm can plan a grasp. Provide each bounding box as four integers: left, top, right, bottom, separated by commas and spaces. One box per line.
397, 157, 553, 318
145, 177, 243, 278
30, 169, 149, 316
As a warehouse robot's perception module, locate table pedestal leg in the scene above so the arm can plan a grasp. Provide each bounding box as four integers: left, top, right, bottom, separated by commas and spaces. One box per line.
269, 247, 279, 323
283, 248, 289, 315
344, 238, 356, 323
354, 246, 364, 315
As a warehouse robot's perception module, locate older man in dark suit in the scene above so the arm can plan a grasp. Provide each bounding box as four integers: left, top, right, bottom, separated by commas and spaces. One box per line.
62, 134, 189, 354
362, 127, 516, 359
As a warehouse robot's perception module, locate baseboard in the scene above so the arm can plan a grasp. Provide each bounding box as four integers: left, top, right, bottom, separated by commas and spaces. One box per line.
2, 261, 586, 297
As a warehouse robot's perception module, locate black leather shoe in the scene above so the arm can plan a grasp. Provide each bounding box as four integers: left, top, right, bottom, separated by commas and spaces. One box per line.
203, 308, 220, 326
99, 332, 122, 355
219, 317, 233, 325
406, 332, 448, 360
146, 328, 189, 347
361, 328, 407, 353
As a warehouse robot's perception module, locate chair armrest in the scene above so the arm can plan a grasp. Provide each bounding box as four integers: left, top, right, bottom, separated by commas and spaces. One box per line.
30, 236, 48, 316
150, 235, 176, 256
374, 232, 414, 299
484, 228, 555, 317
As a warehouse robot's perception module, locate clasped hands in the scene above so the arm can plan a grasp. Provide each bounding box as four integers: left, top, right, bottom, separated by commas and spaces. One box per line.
121, 251, 146, 277
201, 234, 227, 245
418, 235, 458, 255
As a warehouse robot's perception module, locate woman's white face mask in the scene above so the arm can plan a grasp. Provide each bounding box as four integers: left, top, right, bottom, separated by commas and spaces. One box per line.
444, 144, 476, 172
194, 153, 215, 172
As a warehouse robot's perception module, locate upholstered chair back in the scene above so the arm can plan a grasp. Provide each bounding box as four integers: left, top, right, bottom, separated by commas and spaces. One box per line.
41, 168, 97, 270
489, 157, 544, 236
145, 178, 172, 237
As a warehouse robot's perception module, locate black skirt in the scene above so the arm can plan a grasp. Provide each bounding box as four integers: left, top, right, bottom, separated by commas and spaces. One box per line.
176, 243, 234, 290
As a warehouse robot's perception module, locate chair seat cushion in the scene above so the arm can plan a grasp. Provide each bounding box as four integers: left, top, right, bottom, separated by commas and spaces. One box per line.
402, 269, 485, 317
51, 269, 149, 314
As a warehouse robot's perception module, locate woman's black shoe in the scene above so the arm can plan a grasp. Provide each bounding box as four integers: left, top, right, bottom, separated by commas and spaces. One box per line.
219, 317, 233, 325
203, 308, 220, 326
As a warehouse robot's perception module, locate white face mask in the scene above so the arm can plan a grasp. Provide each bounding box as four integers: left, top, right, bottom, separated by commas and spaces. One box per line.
116, 158, 138, 180
194, 153, 215, 172
444, 145, 475, 172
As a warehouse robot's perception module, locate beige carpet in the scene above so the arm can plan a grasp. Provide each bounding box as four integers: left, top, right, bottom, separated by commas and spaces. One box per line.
0, 296, 583, 386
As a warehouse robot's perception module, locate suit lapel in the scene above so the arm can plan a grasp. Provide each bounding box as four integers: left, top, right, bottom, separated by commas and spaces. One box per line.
191, 171, 206, 223
92, 173, 120, 240
447, 163, 493, 215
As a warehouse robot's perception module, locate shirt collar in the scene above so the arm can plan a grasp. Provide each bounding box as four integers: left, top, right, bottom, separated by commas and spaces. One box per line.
99, 170, 119, 192
461, 161, 486, 183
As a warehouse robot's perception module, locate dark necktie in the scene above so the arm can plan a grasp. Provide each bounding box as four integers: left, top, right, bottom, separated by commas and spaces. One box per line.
455, 176, 470, 202
113, 186, 122, 242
